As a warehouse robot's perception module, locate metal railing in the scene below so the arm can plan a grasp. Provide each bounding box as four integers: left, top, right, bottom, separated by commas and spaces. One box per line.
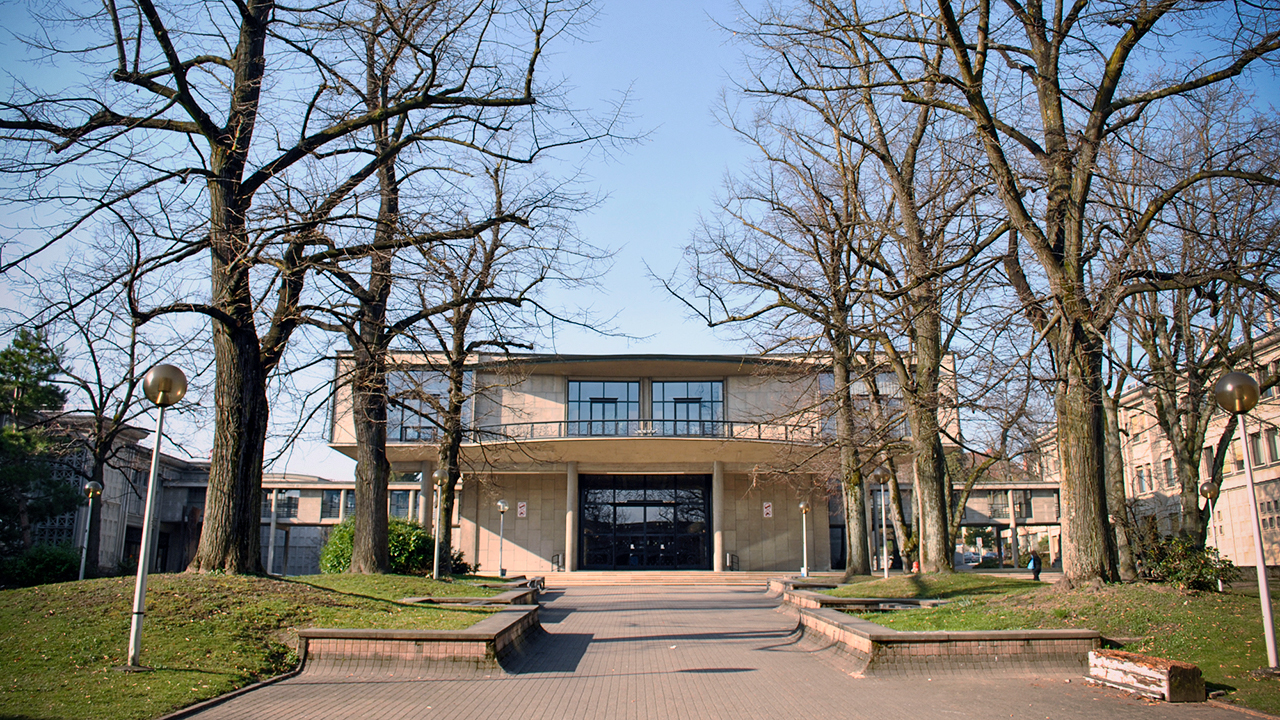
469, 419, 823, 443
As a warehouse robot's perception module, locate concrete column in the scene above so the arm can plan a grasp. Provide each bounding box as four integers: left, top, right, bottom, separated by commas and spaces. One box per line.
565, 462, 579, 571
418, 462, 432, 525
1009, 489, 1020, 568
338, 489, 348, 522
267, 489, 279, 575
713, 461, 725, 571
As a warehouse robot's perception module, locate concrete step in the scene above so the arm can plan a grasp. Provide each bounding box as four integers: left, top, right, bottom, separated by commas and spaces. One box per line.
540, 571, 844, 587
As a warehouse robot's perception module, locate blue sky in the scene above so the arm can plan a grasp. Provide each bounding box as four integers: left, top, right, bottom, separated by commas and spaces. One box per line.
536, 0, 753, 356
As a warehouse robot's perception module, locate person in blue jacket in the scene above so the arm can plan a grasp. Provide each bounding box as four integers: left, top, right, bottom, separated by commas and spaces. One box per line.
1029, 551, 1043, 581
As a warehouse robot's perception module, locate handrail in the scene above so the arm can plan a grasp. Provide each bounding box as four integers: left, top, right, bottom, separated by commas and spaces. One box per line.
465, 419, 824, 443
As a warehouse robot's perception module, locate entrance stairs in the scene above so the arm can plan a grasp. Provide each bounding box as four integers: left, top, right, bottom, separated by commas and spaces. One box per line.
540, 570, 844, 587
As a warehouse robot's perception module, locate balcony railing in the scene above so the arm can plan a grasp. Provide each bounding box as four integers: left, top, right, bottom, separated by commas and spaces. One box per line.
468, 419, 823, 443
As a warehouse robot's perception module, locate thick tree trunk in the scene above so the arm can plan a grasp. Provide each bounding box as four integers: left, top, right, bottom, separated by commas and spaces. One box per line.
1055, 335, 1116, 583
188, 183, 269, 574
908, 405, 951, 572
1102, 394, 1138, 581
350, 349, 391, 573
189, 321, 268, 573
834, 357, 871, 576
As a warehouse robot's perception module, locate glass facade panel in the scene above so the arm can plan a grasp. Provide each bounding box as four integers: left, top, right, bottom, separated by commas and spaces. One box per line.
386, 370, 469, 443
652, 381, 723, 436
578, 474, 711, 570
568, 381, 640, 436
321, 490, 342, 519
390, 490, 411, 519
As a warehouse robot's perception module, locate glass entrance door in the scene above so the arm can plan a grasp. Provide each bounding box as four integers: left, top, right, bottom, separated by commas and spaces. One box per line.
580, 474, 710, 570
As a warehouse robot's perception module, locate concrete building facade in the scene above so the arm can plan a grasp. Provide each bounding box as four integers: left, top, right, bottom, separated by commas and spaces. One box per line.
329, 354, 845, 575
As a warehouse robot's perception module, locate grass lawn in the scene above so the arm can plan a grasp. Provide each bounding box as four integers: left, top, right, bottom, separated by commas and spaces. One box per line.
824, 573, 1280, 715
0, 573, 499, 720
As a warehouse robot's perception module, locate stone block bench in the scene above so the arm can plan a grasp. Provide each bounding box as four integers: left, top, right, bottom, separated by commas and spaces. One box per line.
296, 605, 541, 676
1088, 649, 1205, 702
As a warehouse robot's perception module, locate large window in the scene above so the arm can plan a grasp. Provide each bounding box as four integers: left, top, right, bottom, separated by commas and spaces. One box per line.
321, 490, 343, 519
386, 369, 469, 443
568, 381, 639, 436
579, 474, 710, 569
390, 490, 412, 518
652, 381, 723, 436
261, 490, 299, 519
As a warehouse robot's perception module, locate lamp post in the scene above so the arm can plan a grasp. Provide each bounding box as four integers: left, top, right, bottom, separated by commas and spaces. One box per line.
431, 468, 448, 580
798, 500, 811, 578
127, 364, 187, 669
871, 469, 890, 579
1200, 481, 1223, 593
1214, 370, 1278, 669
78, 480, 103, 581
497, 500, 509, 578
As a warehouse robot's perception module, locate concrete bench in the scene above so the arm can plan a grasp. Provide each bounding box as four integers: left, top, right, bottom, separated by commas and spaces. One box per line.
1088, 649, 1204, 702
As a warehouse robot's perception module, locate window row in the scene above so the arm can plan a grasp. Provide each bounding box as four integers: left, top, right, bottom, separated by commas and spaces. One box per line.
567, 380, 724, 437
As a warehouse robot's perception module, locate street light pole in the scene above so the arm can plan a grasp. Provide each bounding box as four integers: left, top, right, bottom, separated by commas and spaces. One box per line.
1201, 481, 1223, 593
431, 468, 448, 580
127, 364, 187, 669
871, 469, 890, 579
798, 500, 811, 578
497, 500, 508, 578
78, 481, 102, 581
1215, 371, 1278, 669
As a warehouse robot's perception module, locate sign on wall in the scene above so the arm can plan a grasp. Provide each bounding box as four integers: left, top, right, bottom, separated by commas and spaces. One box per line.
763, 502, 773, 518
517, 501, 527, 518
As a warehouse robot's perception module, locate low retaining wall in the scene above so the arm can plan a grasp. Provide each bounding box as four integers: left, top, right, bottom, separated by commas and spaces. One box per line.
297, 605, 541, 674
402, 587, 540, 607
778, 585, 1101, 677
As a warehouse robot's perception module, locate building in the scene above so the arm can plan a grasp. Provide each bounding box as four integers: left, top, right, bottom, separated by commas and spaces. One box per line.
28, 418, 210, 575
34, 352, 1063, 578
329, 354, 844, 574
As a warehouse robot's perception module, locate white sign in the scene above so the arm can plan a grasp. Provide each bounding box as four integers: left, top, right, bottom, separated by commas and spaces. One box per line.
517, 501, 527, 518
763, 502, 773, 518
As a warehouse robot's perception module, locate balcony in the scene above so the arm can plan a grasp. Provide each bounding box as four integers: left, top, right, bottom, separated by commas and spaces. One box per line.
468, 419, 823, 444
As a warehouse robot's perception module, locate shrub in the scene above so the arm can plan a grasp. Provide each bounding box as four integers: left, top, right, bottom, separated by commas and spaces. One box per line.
450, 549, 477, 576
319, 518, 435, 575
1139, 534, 1239, 592
0, 543, 80, 587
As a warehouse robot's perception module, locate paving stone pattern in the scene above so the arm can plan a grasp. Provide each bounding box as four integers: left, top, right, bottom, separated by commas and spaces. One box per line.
184, 586, 1249, 719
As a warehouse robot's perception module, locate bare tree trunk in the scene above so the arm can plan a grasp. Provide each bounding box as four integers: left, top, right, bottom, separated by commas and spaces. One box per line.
835, 357, 871, 576
908, 404, 951, 572
350, 339, 391, 573
887, 473, 910, 569
191, 320, 269, 573
1103, 394, 1138, 580
1055, 338, 1116, 583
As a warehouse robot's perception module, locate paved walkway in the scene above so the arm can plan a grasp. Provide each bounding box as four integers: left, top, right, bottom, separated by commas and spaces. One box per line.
183, 586, 1253, 719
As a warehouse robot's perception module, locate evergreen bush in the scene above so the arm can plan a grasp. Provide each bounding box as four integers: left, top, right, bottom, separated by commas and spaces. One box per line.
319, 518, 434, 575
0, 543, 79, 587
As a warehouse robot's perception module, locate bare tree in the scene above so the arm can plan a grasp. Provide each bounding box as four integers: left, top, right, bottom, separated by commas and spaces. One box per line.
0, 0, 591, 572
1097, 91, 1280, 554
15, 248, 207, 575
677, 0, 1007, 573
854, 0, 1280, 582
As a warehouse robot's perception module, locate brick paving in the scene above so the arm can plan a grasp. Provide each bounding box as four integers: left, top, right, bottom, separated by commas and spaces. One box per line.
180, 585, 1255, 719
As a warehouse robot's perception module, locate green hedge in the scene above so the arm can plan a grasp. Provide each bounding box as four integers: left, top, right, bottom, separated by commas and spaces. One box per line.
0, 543, 80, 587
319, 518, 434, 574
